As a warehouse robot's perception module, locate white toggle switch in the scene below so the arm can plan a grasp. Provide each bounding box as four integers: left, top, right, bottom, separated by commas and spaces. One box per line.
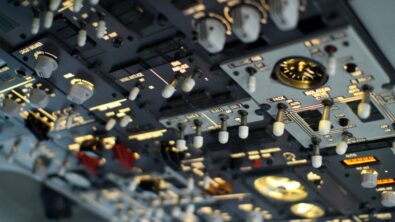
247, 211, 263, 222
89, 0, 100, 5
44, 11, 54, 29
187, 177, 195, 191
358, 85, 373, 119
361, 169, 378, 189
73, 0, 83, 13
273, 103, 287, 137
128, 178, 139, 192
336, 132, 352, 155
77, 28, 87, 47
193, 135, 203, 149
196, 18, 226, 53
238, 110, 249, 139
29, 88, 50, 108
105, 118, 116, 131
247, 74, 256, 93
2, 99, 21, 116
268, 0, 299, 30
193, 120, 204, 148
176, 139, 186, 151
162, 84, 176, 98
381, 191, 395, 207
67, 81, 94, 104
203, 174, 210, 189
31, 16, 40, 35
231, 5, 261, 43
35, 54, 58, 78
97, 20, 106, 38
120, 115, 132, 128
312, 155, 322, 169
218, 114, 229, 144
49, 0, 62, 11
182, 76, 196, 93
327, 56, 336, 76
128, 86, 140, 101
218, 131, 229, 144
318, 100, 333, 135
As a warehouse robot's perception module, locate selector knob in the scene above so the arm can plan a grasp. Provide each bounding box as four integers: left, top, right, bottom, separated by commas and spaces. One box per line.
29, 88, 50, 108
196, 18, 226, 53
318, 99, 333, 135
381, 191, 395, 207
268, 0, 300, 31
361, 169, 378, 189
273, 103, 287, 137
67, 80, 94, 104
218, 114, 229, 144
2, 98, 22, 116
231, 5, 261, 43
35, 54, 58, 78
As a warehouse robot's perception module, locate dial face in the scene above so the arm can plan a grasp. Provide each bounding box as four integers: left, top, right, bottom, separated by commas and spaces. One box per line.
274, 57, 327, 89
254, 176, 308, 202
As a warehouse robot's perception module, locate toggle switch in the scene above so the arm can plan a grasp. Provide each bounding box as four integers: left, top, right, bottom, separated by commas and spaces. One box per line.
128, 177, 139, 192
246, 66, 257, 93
203, 173, 211, 190
31, 8, 40, 34
193, 119, 204, 149
29, 88, 50, 108
358, 84, 373, 119
218, 114, 229, 144
361, 169, 378, 189
96, 12, 107, 38
49, 0, 62, 11
247, 210, 263, 222
89, 0, 100, 5
128, 83, 143, 101
311, 137, 322, 168
77, 21, 87, 47
182, 69, 202, 93
273, 103, 287, 137
381, 191, 395, 207
196, 17, 226, 53
336, 131, 352, 155
35, 54, 58, 78
231, 4, 261, 43
120, 115, 133, 128
162, 75, 180, 98
238, 110, 249, 139
187, 176, 195, 191
268, 0, 300, 31
73, 0, 83, 13
325, 45, 337, 76
318, 99, 333, 135
105, 118, 116, 131
44, 11, 54, 29
176, 123, 187, 151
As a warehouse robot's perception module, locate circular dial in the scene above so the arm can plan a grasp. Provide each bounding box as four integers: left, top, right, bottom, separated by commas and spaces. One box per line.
254, 176, 308, 202
274, 57, 327, 89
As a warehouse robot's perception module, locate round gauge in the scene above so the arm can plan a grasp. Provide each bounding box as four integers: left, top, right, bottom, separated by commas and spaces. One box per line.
254, 176, 308, 202
274, 57, 327, 89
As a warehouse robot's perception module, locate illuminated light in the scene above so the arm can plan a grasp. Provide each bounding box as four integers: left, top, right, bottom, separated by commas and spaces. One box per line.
119, 72, 144, 83
376, 178, 395, 186
63, 73, 75, 79
290, 203, 324, 219
0, 65, 9, 73
238, 204, 254, 212
128, 129, 167, 141
342, 156, 378, 166
0, 78, 35, 94
148, 85, 155, 90
231, 152, 245, 158
254, 176, 308, 202
68, 143, 80, 151
89, 99, 127, 112
18, 42, 43, 55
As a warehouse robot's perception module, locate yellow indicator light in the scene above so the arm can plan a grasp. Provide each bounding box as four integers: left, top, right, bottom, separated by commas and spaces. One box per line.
376, 178, 395, 186
290, 203, 324, 219
342, 156, 378, 166
128, 129, 167, 141
254, 176, 308, 202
